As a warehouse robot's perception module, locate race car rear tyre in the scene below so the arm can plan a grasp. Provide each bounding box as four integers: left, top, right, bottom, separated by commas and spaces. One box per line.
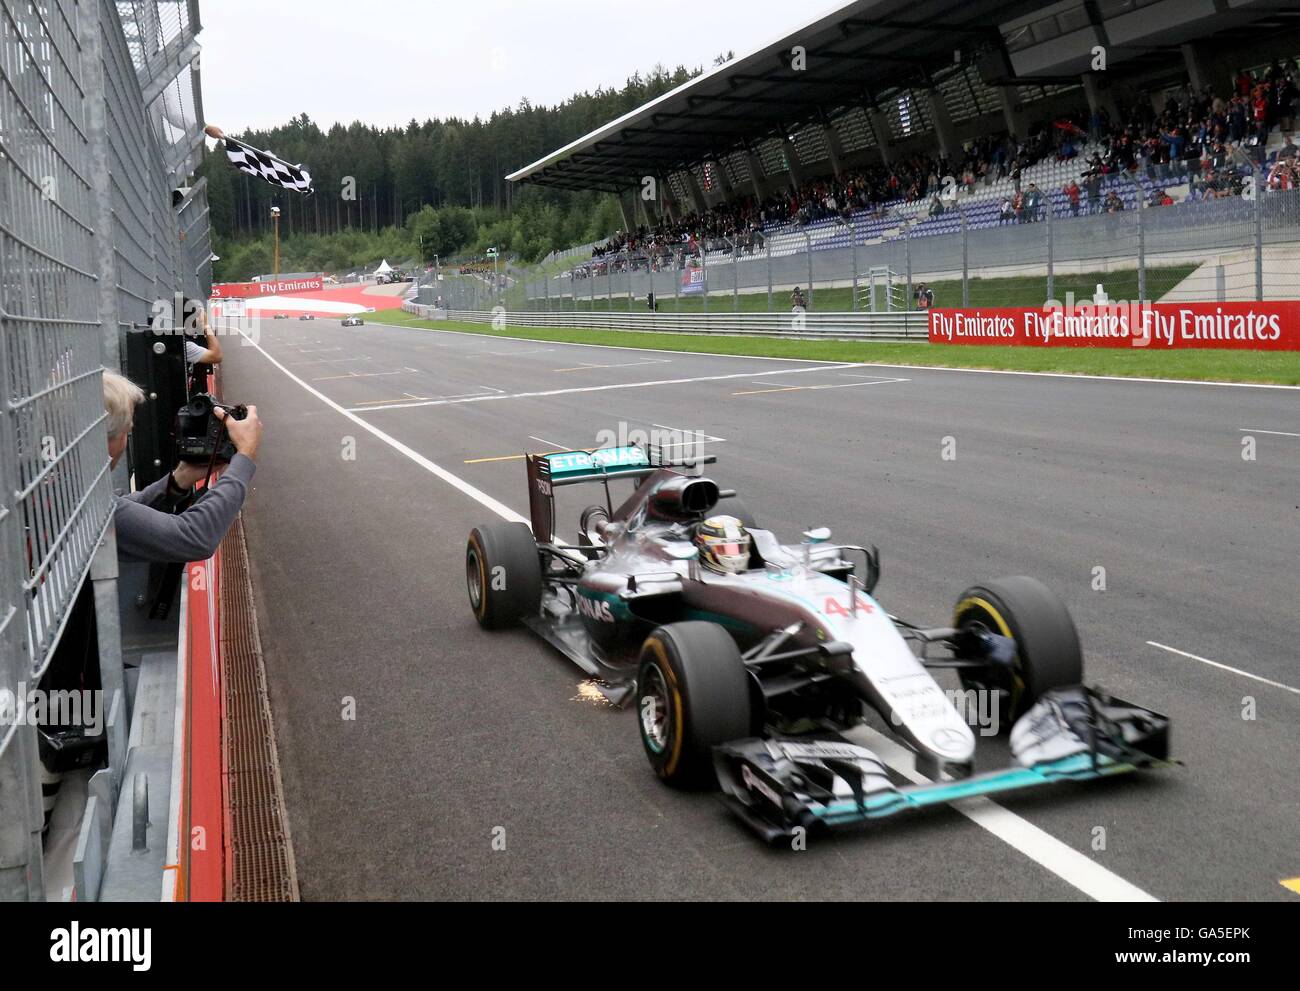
636, 622, 752, 789
466, 523, 542, 630
953, 576, 1083, 729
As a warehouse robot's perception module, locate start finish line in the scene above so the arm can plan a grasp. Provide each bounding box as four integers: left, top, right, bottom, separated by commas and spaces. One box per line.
929, 301, 1300, 350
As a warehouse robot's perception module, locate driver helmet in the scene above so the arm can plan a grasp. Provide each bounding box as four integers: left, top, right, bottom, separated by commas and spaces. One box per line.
695, 515, 752, 575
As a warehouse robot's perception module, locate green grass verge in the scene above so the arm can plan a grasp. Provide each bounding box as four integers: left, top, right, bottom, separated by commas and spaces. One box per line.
365, 309, 1300, 385
522, 266, 1199, 314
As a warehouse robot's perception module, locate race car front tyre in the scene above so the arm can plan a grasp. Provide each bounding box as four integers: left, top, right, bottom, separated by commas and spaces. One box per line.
637, 622, 752, 789
466, 522, 542, 630
953, 576, 1083, 729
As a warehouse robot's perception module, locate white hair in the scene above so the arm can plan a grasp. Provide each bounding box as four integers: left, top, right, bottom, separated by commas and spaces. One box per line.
102, 370, 145, 439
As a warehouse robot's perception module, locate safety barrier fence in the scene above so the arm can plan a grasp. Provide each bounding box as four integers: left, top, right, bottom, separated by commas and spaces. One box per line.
0, 0, 209, 902
410, 172, 1300, 317
402, 304, 929, 341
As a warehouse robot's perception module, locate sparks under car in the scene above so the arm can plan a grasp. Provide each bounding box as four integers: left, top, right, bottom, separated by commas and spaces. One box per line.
464, 446, 1171, 841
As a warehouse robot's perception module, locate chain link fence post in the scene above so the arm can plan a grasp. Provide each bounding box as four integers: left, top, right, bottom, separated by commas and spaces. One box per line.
851, 224, 859, 312
1046, 194, 1055, 303
701, 246, 709, 314
905, 222, 913, 313
1138, 190, 1147, 305
766, 237, 773, 312
961, 204, 970, 307
731, 237, 739, 311
1256, 162, 1265, 302
805, 232, 814, 311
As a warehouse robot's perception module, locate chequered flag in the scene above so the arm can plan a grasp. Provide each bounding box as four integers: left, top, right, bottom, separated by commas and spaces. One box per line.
222, 136, 313, 194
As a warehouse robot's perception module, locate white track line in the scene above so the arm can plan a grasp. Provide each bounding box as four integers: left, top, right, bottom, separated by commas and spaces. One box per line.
344, 363, 876, 413
243, 327, 1159, 904
372, 323, 1300, 390
241, 332, 525, 524
1148, 641, 1300, 696
1238, 428, 1300, 438
851, 726, 1157, 902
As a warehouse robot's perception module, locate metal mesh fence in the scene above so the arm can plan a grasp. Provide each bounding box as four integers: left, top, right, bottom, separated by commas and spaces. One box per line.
497, 169, 1300, 317
1, 0, 208, 901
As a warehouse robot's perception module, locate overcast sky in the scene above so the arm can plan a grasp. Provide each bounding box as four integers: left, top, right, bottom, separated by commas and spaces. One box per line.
200, 0, 830, 134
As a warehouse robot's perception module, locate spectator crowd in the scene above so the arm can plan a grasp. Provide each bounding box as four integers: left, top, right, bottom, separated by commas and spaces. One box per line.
577, 59, 1300, 278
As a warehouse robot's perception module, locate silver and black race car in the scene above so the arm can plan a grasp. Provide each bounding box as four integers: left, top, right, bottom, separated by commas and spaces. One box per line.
341, 316, 365, 327
465, 446, 1171, 841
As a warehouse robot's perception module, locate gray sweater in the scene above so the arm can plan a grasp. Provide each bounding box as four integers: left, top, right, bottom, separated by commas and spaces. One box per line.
114, 454, 256, 563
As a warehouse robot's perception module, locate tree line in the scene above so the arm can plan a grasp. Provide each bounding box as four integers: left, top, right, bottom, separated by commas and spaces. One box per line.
202, 62, 720, 280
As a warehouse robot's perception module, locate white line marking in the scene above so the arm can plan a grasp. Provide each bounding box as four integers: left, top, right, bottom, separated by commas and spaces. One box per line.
367, 322, 1300, 389
850, 726, 1157, 902
1238, 428, 1300, 438
1147, 641, 1300, 695
561, 359, 672, 371
529, 435, 568, 449
652, 423, 726, 443
742, 377, 909, 392
466, 348, 556, 358
287, 357, 371, 366
345, 363, 873, 413
240, 331, 525, 523
312, 371, 403, 382
244, 325, 1160, 904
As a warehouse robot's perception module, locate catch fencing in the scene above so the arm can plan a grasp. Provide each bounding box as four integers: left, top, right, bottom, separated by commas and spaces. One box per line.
413, 167, 1300, 321
0, 0, 210, 901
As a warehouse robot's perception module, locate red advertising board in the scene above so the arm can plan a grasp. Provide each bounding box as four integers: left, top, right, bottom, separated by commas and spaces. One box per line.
210, 276, 323, 298
929, 302, 1300, 350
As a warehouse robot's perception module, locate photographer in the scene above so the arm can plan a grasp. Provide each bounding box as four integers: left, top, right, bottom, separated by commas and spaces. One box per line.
182, 298, 223, 367
104, 370, 262, 564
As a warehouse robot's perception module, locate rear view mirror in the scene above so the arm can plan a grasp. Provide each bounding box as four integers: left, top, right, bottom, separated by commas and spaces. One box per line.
803, 527, 831, 544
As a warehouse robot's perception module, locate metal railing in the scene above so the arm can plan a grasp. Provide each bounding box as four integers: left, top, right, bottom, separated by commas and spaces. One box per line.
403, 303, 927, 341
0, 0, 209, 902
464, 169, 1300, 320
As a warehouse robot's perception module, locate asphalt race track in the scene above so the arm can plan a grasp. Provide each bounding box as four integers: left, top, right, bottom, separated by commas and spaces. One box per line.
219, 316, 1300, 901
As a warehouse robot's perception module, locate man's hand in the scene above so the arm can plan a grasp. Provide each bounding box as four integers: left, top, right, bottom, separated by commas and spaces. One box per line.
215, 405, 263, 460
171, 462, 211, 490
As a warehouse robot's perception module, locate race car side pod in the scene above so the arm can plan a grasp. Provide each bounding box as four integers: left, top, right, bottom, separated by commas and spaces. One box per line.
712, 687, 1172, 843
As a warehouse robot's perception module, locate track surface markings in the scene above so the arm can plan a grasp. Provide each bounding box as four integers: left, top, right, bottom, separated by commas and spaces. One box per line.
344, 363, 880, 413
241, 327, 1160, 904
1147, 641, 1300, 695
1238, 427, 1300, 438
852, 726, 1156, 902
734, 376, 909, 397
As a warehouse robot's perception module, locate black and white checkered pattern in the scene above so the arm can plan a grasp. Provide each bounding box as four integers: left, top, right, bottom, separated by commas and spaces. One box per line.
223, 137, 313, 194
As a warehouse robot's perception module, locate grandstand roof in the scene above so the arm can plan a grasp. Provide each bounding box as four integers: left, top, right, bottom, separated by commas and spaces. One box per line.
505, 0, 1053, 192
507, 0, 1300, 194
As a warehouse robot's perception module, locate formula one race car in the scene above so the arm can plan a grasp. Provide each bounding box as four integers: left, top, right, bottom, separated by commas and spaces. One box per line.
341, 316, 364, 327
465, 446, 1171, 841
298, 313, 316, 321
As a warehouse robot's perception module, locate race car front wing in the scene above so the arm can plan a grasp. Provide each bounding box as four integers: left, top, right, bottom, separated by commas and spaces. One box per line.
713, 687, 1171, 843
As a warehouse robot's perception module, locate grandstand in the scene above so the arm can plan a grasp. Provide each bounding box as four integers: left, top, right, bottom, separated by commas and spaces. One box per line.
503, 0, 1300, 307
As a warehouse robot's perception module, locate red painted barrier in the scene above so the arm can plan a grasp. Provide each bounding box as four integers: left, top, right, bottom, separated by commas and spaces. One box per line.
183, 555, 225, 901
929, 302, 1300, 350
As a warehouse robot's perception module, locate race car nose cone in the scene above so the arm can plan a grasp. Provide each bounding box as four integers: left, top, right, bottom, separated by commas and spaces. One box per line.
931, 726, 971, 756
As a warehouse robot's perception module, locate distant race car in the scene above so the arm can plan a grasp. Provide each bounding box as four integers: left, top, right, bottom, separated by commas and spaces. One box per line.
273, 313, 289, 320
341, 316, 364, 327
298, 314, 316, 321
465, 446, 1171, 841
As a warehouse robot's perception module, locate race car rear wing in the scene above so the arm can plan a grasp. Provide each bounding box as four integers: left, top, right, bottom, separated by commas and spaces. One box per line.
525, 445, 716, 543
